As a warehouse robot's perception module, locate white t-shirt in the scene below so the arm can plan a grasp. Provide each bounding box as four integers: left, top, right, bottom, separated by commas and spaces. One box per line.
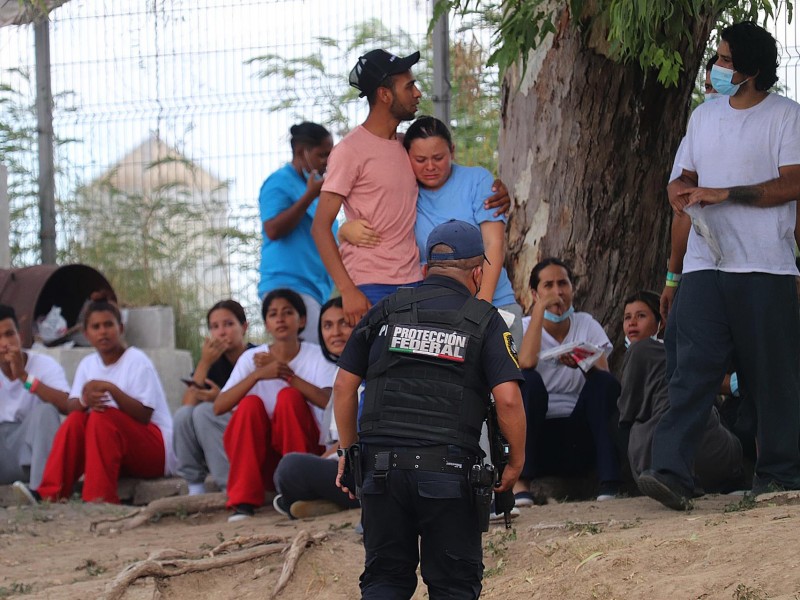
221, 342, 337, 427
673, 93, 800, 275
0, 353, 70, 423
71, 347, 175, 476
536, 312, 613, 418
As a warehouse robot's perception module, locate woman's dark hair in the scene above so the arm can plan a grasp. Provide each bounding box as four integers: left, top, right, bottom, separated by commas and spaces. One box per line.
0, 304, 19, 328
318, 296, 344, 363
721, 21, 779, 91
705, 54, 718, 71
623, 290, 662, 324
82, 291, 122, 329
261, 288, 307, 333
207, 299, 247, 327
403, 115, 453, 151
529, 258, 574, 291
289, 122, 331, 153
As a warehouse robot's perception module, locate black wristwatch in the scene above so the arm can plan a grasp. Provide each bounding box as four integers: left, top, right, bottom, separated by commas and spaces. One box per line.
336, 446, 347, 457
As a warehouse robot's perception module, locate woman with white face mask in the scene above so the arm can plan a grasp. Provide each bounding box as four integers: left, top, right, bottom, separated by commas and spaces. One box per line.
515, 258, 622, 504
618, 291, 744, 492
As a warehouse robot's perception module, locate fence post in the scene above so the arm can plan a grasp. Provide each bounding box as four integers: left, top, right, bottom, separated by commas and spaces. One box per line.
35, 17, 56, 265
0, 163, 9, 269
431, 0, 450, 125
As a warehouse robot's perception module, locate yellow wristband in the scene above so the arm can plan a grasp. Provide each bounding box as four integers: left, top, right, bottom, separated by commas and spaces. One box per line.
665, 280, 679, 288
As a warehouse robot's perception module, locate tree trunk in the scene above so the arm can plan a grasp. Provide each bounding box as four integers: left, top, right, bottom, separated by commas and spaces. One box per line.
501, 5, 717, 365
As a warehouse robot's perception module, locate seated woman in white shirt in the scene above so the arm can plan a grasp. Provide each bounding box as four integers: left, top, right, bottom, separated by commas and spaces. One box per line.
20, 293, 174, 504
214, 288, 337, 522
273, 296, 362, 518
516, 258, 622, 504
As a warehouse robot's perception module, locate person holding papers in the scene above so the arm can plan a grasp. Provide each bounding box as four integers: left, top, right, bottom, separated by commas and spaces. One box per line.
515, 258, 622, 504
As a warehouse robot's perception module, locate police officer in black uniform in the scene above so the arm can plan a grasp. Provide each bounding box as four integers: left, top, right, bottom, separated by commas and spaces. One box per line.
333, 220, 527, 599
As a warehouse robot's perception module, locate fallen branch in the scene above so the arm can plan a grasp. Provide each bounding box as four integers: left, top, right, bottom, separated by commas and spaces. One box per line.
210, 534, 287, 556
103, 543, 288, 600
272, 531, 327, 598
90, 493, 228, 533
527, 520, 633, 532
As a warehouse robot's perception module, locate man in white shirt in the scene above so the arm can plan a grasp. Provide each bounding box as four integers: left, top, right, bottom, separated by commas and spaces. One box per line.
640, 22, 800, 509
0, 305, 70, 490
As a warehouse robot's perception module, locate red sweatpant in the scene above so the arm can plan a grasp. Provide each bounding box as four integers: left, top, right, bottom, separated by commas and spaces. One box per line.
37, 407, 165, 504
224, 388, 323, 508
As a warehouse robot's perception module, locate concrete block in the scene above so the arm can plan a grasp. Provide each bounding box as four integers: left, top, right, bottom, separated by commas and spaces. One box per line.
123, 305, 175, 349
36, 346, 193, 415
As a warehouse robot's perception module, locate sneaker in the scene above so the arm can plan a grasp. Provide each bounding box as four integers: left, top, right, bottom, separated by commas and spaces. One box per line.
637, 470, 693, 511
227, 503, 255, 523
272, 494, 291, 517
12, 481, 40, 506
489, 505, 520, 522
596, 482, 620, 502
513, 491, 534, 507
289, 499, 344, 519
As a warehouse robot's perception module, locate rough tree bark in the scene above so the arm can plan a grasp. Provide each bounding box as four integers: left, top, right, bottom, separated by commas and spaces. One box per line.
502, 4, 718, 361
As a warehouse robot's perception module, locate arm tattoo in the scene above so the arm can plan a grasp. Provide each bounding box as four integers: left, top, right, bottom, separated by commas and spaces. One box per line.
727, 185, 763, 205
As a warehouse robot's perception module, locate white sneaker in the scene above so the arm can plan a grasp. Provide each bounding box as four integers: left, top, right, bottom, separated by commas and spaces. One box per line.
12, 481, 39, 506
227, 503, 255, 522
489, 506, 520, 522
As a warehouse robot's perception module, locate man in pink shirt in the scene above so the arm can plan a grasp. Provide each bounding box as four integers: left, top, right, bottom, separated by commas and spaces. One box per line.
312, 49, 424, 326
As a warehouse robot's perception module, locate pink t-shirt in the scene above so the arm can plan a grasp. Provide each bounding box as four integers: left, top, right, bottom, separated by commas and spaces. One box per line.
322, 125, 422, 286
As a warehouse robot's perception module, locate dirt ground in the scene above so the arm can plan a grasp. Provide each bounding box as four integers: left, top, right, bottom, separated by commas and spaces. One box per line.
1, 492, 799, 600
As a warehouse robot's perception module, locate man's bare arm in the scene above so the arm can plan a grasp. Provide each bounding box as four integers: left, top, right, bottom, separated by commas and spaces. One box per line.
311, 191, 371, 325
681, 164, 800, 209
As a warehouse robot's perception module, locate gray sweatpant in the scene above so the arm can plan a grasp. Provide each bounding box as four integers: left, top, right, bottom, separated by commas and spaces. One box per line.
173, 402, 231, 490
0, 402, 61, 489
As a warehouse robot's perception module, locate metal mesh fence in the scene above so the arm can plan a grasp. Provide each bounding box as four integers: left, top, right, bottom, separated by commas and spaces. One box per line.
0, 0, 502, 349
3, 2, 796, 351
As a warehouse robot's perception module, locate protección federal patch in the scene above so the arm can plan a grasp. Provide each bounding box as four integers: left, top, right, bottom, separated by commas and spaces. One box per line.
388, 324, 469, 362
503, 331, 520, 369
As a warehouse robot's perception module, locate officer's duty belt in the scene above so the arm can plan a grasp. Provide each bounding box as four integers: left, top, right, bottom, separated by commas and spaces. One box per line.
366, 447, 479, 476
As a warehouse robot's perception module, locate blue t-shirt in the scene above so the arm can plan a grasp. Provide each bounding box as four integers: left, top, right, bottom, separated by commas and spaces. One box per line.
258, 163, 337, 303
415, 163, 515, 306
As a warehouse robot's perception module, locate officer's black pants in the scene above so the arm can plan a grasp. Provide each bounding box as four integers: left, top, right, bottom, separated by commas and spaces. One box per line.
360, 467, 483, 600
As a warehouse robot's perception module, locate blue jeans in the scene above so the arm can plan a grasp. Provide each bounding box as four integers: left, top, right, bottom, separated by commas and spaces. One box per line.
358, 282, 422, 305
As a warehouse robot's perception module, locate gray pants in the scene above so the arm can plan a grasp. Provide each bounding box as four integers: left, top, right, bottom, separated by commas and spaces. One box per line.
173, 402, 231, 490
652, 270, 800, 491
0, 402, 61, 489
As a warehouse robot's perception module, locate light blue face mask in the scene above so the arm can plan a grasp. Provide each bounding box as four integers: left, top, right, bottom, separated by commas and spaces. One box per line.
544, 305, 574, 323
704, 92, 722, 102
710, 64, 749, 97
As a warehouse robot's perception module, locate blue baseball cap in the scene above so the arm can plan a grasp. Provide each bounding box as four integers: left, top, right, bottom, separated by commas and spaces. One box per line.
426, 220, 489, 264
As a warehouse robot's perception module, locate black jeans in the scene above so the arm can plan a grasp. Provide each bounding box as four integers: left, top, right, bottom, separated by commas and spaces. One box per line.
520, 368, 622, 484
653, 270, 800, 491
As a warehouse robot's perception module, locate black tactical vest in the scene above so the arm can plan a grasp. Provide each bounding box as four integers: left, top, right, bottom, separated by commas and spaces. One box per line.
358, 285, 496, 456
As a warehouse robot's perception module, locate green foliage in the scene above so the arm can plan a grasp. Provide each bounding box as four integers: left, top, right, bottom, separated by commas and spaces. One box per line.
732, 583, 768, 600
0, 582, 33, 597
60, 153, 253, 361
723, 493, 757, 513
0, 67, 77, 265
435, 0, 793, 87
246, 17, 501, 171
